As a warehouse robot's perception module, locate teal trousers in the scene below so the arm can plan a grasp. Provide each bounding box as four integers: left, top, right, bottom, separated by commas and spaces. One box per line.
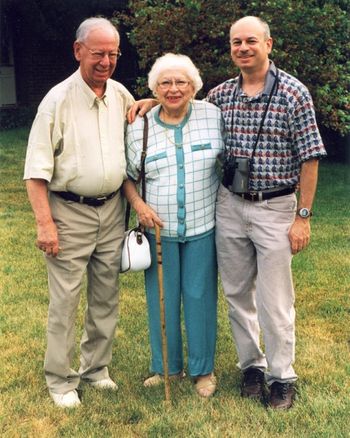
145, 231, 218, 377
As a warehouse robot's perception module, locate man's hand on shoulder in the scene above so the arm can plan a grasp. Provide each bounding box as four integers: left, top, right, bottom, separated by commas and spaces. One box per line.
127, 99, 158, 123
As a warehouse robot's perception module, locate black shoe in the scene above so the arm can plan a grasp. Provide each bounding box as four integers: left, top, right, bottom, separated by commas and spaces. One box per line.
241, 367, 265, 400
269, 382, 295, 409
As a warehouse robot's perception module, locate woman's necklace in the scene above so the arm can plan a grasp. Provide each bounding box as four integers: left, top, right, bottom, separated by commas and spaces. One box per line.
165, 128, 179, 146
165, 124, 189, 148
160, 106, 190, 148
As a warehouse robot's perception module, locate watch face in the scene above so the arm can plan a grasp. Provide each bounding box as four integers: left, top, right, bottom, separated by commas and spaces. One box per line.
299, 208, 310, 218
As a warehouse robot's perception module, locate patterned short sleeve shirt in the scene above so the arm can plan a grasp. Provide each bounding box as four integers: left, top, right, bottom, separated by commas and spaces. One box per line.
126, 100, 225, 240
206, 62, 327, 191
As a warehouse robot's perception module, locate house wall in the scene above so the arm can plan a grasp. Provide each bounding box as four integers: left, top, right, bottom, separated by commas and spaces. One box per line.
0, 0, 16, 107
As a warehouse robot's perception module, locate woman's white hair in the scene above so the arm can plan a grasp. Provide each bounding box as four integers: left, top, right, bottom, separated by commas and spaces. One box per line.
148, 53, 203, 96
76, 17, 120, 44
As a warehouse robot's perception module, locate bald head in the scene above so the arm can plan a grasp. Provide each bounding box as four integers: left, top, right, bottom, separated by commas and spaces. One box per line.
76, 17, 120, 45
230, 16, 270, 41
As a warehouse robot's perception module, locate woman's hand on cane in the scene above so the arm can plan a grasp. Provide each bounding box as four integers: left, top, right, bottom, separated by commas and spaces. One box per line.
133, 197, 163, 229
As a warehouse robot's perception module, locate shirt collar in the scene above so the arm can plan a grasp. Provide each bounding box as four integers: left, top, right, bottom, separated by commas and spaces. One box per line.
76, 68, 109, 109
235, 61, 277, 99
154, 101, 193, 129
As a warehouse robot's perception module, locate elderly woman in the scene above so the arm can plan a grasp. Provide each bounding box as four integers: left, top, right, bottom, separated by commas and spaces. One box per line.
123, 53, 224, 397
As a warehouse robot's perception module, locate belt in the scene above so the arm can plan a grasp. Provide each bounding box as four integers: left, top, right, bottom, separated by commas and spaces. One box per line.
232, 186, 295, 202
53, 190, 118, 207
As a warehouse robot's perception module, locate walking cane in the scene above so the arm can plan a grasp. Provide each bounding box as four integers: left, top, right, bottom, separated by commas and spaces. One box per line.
154, 223, 171, 403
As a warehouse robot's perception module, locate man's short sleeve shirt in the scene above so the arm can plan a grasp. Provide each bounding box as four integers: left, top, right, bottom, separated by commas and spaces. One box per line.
24, 69, 135, 196
206, 62, 327, 190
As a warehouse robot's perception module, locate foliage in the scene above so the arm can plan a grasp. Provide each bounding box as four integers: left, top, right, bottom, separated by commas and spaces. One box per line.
114, 0, 237, 97
1, 129, 350, 437
114, 0, 350, 136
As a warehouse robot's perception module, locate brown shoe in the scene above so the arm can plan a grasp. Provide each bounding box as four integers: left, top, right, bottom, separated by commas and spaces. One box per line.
269, 382, 295, 409
241, 367, 265, 399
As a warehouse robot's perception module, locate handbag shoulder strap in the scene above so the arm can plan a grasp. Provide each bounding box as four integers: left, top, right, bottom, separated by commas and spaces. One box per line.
125, 114, 149, 230
136, 114, 149, 202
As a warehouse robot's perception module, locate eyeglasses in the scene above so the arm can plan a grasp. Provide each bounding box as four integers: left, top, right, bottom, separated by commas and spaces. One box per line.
81, 42, 122, 61
157, 80, 190, 90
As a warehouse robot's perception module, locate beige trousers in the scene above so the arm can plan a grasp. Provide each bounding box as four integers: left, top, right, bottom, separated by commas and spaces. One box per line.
216, 184, 298, 384
44, 192, 124, 393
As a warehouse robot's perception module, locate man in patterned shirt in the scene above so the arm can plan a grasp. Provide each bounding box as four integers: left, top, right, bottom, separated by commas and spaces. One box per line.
206, 16, 327, 409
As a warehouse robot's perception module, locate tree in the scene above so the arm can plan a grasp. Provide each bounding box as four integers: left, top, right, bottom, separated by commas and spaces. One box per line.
114, 0, 350, 137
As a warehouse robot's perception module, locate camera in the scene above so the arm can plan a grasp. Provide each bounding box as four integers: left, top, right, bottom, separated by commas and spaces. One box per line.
223, 156, 251, 193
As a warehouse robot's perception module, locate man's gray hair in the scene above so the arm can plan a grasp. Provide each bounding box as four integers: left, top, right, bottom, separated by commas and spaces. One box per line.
230, 16, 271, 40
148, 53, 203, 96
76, 17, 120, 44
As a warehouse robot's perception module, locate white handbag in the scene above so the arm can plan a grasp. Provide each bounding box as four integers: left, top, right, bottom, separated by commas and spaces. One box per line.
121, 115, 151, 273
121, 227, 151, 273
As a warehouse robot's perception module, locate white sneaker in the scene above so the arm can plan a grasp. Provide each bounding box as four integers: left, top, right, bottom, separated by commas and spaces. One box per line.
88, 377, 118, 390
50, 390, 81, 408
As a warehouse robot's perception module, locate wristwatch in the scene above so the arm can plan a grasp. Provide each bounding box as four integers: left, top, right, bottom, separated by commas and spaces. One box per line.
298, 207, 312, 218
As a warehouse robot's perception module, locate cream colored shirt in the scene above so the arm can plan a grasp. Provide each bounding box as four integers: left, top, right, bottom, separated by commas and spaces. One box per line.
24, 69, 134, 196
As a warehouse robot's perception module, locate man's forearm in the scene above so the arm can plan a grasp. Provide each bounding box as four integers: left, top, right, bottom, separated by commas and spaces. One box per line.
288, 158, 319, 254
297, 158, 319, 210
26, 178, 60, 256
26, 178, 53, 226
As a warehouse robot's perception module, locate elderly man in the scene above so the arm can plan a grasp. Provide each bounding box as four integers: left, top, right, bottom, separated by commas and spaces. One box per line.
24, 17, 134, 408
206, 16, 327, 409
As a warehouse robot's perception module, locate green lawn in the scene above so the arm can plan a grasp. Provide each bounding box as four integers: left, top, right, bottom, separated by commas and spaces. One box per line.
0, 128, 349, 437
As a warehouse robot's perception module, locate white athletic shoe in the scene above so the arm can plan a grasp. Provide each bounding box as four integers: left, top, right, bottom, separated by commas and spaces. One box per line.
88, 377, 118, 390
50, 389, 81, 408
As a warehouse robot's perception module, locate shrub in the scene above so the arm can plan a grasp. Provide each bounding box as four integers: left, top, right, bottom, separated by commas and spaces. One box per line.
114, 0, 350, 136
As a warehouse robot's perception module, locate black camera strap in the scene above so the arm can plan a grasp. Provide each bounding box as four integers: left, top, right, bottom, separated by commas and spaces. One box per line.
230, 68, 279, 159
250, 69, 279, 159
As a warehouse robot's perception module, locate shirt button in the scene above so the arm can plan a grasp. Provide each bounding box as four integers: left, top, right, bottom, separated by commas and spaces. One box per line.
179, 184, 184, 189
179, 164, 183, 169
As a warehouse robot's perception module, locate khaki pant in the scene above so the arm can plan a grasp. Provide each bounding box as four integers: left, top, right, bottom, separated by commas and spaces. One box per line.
44, 192, 124, 393
215, 184, 298, 384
